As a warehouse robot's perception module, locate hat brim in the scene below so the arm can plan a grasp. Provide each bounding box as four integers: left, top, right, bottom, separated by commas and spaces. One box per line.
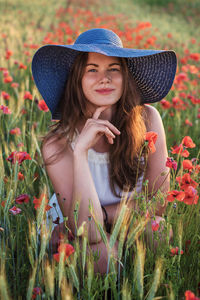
32, 44, 177, 120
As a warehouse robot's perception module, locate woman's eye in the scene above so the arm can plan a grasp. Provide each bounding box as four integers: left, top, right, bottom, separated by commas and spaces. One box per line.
109, 68, 120, 72
88, 69, 97, 72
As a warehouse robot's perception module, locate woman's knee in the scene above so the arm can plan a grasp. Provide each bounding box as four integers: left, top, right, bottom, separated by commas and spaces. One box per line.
89, 234, 118, 275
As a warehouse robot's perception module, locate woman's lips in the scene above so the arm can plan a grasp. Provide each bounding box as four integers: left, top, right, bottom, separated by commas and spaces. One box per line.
95, 88, 114, 94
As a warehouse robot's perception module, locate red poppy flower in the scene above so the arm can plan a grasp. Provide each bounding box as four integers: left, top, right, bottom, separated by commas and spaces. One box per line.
32, 287, 42, 299
171, 144, 189, 157
1, 91, 10, 100
190, 53, 200, 61
17, 143, 24, 148
15, 194, 30, 204
6, 151, 31, 165
24, 91, 33, 100
37, 99, 49, 112
10, 127, 21, 135
9, 206, 22, 215
183, 186, 199, 205
21, 108, 27, 115
181, 136, 196, 148
3, 76, 13, 83
5, 50, 13, 59
185, 119, 193, 126
185, 290, 200, 300
160, 99, 171, 109
33, 193, 52, 211
167, 190, 185, 202
53, 243, 75, 263
1, 201, 5, 207
19, 63, 27, 70
166, 157, 177, 170
182, 160, 194, 171
176, 173, 198, 190
170, 247, 183, 256
195, 165, 200, 174
18, 172, 24, 180
145, 131, 158, 153
11, 82, 19, 88
151, 220, 159, 231
2, 70, 10, 78
0, 105, 11, 114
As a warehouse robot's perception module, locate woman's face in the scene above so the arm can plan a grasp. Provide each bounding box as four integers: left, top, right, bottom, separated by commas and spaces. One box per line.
81, 52, 123, 114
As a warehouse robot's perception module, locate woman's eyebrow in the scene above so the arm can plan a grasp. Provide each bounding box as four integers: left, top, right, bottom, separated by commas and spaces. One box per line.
109, 63, 121, 67
86, 63, 98, 67
86, 63, 121, 67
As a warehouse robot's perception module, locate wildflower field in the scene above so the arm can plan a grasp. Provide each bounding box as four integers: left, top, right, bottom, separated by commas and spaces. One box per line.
0, 0, 200, 299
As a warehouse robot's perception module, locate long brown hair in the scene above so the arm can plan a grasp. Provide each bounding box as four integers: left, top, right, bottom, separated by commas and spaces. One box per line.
42, 52, 147, 196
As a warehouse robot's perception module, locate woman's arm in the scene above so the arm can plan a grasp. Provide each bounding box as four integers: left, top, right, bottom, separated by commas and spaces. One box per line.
103, 105, 170, 225
42, 106, 120, 243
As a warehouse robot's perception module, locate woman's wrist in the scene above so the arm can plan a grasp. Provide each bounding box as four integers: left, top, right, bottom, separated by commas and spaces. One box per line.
73, 146, 88, 159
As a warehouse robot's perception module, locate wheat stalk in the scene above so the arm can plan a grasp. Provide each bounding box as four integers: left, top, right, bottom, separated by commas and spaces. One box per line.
133, 239, 146, 300
26, 265, 37, 300
0, 271, 11, 300
146, 257, 163, 300
44, 260, 55, 298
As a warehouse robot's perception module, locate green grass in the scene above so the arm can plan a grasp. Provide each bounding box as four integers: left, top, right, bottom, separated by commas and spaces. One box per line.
0, 0, 200, 299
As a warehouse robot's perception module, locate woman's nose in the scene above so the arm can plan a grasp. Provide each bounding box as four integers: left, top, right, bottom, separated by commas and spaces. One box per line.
99, 71, 111, 83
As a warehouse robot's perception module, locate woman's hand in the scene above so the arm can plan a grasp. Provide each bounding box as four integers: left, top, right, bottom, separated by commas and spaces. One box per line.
74, 106, 121, 154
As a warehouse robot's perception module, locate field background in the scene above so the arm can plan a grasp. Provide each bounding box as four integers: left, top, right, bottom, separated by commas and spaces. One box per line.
0, 0, 200, 299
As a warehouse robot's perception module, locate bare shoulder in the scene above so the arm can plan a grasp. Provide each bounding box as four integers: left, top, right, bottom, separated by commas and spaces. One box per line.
143, 104, 163, 132
41, 135, 74, 216
41, 135, 72, 164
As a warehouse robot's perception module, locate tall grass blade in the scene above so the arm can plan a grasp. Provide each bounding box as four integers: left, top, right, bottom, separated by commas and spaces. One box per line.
38, 224, 50, 264
26, 265, 37, 300
126, 218, 148, 249
94, 219, 108, 245
69, 264, 80, 292
36, 190, 47, 230
146, 258, 163, 300
4, 189, 13, 213
133, 239, 146, 300
58, 251, 65, 288
122, 279, 131, 300
28, 221, 37, 257
44, 261, 55, 298
0, 273, 11, 300
27, 244, 35, 269
118, 224, 127, 261
166, 282, 175, 300
109, 204, 127, 249
82, 236, 87, 275
61, 276, 74, 300
87, 257, 94, 295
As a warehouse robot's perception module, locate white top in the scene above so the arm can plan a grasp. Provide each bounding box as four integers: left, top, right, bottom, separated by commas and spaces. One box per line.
47, 131, 144, 226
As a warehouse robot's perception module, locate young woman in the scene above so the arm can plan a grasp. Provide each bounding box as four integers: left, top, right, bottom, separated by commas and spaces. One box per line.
32, 28, 177, 273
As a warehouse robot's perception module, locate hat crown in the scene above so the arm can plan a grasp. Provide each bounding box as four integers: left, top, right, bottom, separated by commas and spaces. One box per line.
74, 28, 123, 48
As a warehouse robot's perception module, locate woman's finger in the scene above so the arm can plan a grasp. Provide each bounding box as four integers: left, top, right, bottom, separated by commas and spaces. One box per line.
92, 106, 109, 120
86, 117, 120, 136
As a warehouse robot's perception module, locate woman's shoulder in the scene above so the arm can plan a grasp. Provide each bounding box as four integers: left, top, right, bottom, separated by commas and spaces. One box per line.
143, 104, 163, 131
41, 134, 71, 164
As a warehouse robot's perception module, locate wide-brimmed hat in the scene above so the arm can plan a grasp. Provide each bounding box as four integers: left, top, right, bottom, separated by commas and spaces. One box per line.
32, 28, 177, 120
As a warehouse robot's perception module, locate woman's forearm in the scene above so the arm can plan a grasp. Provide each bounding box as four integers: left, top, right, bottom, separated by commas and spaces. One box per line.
69, 151, 104, 243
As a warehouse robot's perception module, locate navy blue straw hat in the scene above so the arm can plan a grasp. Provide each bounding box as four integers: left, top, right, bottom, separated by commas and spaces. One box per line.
32, 28, 177, 120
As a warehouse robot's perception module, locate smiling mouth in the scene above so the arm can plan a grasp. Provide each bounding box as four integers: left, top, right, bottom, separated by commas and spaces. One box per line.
95, 89, 114, 94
